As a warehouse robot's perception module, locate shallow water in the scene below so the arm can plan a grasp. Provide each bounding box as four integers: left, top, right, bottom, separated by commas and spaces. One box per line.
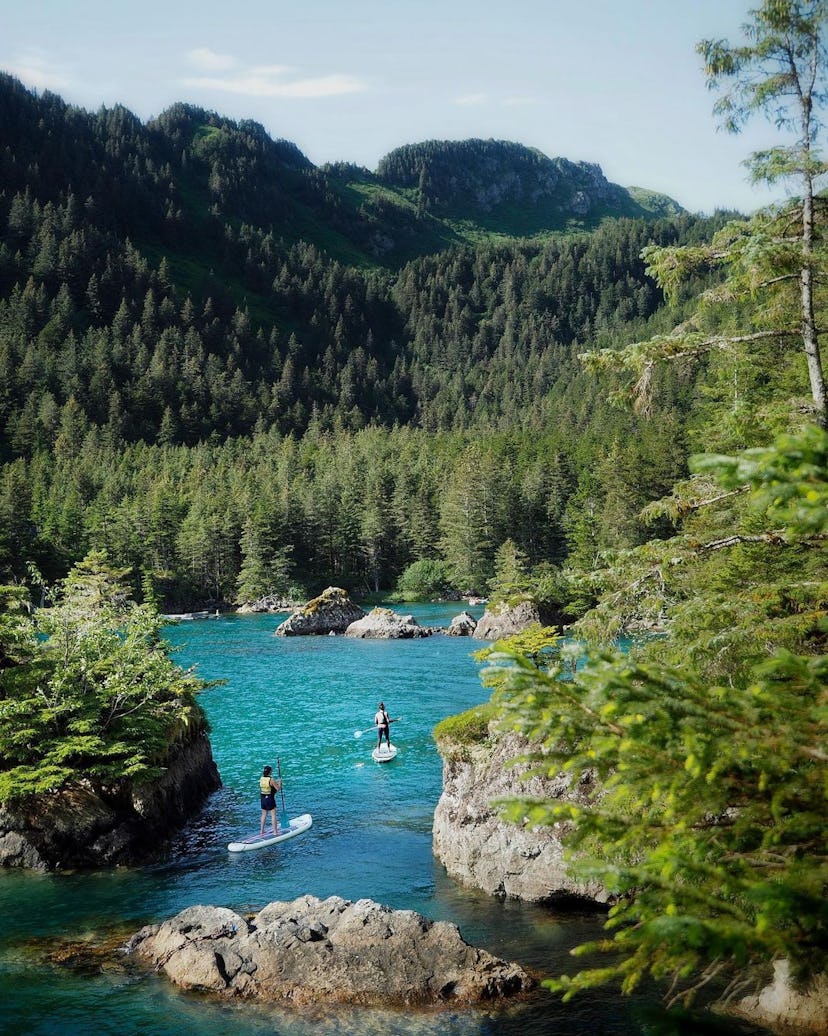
0, 607, 769, 1035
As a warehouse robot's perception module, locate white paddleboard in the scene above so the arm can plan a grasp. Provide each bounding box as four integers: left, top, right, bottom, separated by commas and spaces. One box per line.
227, 812, 313, 852
372, 745, 398, 763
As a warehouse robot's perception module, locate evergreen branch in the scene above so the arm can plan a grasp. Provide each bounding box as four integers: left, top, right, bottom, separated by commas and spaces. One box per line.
698, 531, 828, 552
665, 959, 728, 1011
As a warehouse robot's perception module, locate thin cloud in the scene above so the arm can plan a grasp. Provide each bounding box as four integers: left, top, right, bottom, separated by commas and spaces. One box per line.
187, 48, 237, 73
454, 92, 488, 106
6, 49, 73, 93
180, 57, 366, 99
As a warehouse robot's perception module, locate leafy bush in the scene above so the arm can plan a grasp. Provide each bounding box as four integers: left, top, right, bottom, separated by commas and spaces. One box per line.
394, 559, 453, 601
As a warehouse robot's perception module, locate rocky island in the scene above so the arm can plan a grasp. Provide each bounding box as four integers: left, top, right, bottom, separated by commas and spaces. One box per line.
127, 894, 534, 1007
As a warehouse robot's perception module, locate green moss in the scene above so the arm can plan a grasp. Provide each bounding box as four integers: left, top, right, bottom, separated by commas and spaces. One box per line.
433, 701, 498, 748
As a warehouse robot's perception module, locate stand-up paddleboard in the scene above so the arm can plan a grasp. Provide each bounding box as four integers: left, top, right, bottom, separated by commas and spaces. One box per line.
227, 812, 313, 852
372, 744, 398, 763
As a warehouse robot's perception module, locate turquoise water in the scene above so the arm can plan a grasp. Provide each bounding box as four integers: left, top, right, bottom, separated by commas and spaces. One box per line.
0, 606, 766, 1035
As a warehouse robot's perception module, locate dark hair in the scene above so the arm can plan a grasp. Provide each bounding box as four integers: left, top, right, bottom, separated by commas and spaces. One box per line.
378, 702, 384, 709
263, 765, 272, 776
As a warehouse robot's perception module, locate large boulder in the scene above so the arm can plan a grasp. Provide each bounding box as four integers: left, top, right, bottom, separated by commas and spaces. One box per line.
433, 729, 609, 904
274, 587, 365, 636
127, 895, 533, 1007
0, 731, 221, 870
345, 607, 432, 639
472, 598, 568, 640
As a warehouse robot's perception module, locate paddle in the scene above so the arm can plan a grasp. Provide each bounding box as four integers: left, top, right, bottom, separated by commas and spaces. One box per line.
354, 717, 402, 738
276, 755, 289, 830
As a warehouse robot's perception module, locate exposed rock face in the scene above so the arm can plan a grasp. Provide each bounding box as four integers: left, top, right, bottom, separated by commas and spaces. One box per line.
0, 731, 221, 870
473, 599, 569, 640
127, 895, 533, 1006
274, 587, 365, 636
446, 611, 478, 636
433, 731, 609, 904
375, 140, 683, 222
345, 607, 432, 639
729, 960, 828, 1036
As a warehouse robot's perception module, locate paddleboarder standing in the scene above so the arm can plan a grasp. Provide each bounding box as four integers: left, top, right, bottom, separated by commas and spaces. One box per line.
259, 765, 282, 835
374, 702, 392, 752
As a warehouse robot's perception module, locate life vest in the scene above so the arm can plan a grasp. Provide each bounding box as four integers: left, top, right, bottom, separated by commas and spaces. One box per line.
260, 776, 273, 794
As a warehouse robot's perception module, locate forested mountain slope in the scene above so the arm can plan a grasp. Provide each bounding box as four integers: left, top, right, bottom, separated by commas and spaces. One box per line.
0, 74, 725, 604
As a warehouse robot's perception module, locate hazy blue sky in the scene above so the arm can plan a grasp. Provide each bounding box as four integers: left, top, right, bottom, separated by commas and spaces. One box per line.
1, 1, 798, 214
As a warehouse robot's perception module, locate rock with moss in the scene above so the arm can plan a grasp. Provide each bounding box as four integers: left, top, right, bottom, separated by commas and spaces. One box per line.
126, 894, 533, 1006
274, 587, 365, 636
433, 723, 608, 904
0, 729, 220, 870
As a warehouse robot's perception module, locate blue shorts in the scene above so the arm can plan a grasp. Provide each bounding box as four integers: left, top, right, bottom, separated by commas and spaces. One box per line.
261, 793, 276, 810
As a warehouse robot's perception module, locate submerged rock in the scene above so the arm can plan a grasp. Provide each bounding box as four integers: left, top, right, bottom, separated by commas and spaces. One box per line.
345, 607, 433, 639
127, 895, 533, 1007
274, 587, 365, 636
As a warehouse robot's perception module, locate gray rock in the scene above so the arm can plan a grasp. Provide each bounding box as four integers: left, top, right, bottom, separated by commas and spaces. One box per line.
433, 731, 610, 904
445, 611, 477, 637
127, 895, 533, 1006
472, 599, 567, 640
0, 732, 221, 870
274, 587, 365, 636
345, 607, 432, 639
728, 960, 828, 1036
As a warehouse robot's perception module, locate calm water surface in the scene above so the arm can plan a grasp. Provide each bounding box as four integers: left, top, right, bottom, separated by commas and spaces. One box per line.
0, 606, 767, 1035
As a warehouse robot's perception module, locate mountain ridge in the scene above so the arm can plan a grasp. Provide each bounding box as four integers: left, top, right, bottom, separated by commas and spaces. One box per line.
0, 74, 684, 269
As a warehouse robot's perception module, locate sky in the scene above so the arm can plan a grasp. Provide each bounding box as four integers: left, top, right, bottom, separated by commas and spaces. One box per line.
0, 1, 799, 215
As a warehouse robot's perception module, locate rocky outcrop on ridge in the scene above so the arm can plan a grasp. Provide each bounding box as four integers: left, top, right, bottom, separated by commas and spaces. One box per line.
433, 730, 609, 904
446, 611, 477, 636
0, 730, 221, 870
127, 895, 533, 1007
274, 586, 365, 636
345, 607, 433, 639
472, 598, 569, 640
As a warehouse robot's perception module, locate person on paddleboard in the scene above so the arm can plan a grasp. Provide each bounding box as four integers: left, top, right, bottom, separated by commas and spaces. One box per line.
259, 765, 282, 836
374, 702, 393, 752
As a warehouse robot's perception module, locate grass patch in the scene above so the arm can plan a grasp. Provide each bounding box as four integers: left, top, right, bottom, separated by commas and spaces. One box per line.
433, 701, 499, 750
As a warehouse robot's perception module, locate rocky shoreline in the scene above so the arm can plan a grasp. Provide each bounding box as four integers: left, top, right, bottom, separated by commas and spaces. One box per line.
433, 729, 608, 905
0, 729, 220, 870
